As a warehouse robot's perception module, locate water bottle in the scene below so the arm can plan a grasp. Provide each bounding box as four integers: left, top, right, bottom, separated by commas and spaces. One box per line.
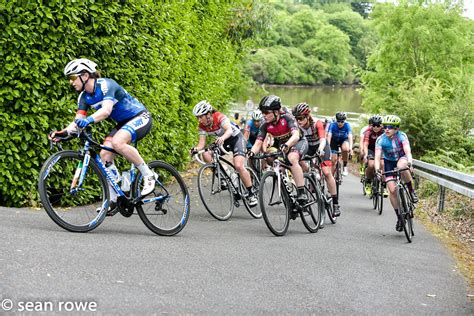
106, 162, 121, 184
121, 171, 131, 192
231, 172, 239, 188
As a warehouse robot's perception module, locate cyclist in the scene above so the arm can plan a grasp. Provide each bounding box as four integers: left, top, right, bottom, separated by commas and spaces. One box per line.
358, 116, 372, 177
248, 95, 309, 203
362, 115, 384, 195
326, 112, 353, 176
243, 110, 263, 150
374, 115, 418, 232
292, 103, 340, 216
190, 100, 258, 206
49, 58, 156, 213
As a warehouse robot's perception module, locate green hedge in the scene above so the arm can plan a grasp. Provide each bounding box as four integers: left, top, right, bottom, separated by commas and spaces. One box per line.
0, 0, 252, 206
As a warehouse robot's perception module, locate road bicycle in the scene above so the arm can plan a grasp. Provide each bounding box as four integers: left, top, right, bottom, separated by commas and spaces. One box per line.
303, 154, 338, 227
381, 167, 416, 243
371, 173, 384, 215
194, 143, 261, 221
333, 147, 344, 199
38, 128, 190, 236
254, 151, 320, 236
360, 162, 368, 196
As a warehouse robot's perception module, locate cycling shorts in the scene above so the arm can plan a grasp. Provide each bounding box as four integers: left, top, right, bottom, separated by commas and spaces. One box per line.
330, 138, 349, 154
384, 157, 408, 182
107, 111, 152, 143
223, 133, 246, 157
307, 142, 332, 167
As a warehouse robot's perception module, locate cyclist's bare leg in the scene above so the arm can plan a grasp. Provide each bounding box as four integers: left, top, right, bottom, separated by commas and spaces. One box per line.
366, 159, 375, 180
202, 151, 213, 164
110, 130, 146, 167
322, 166, 337, 196
397, 158, 412, 183
299, 160, 309, 173
331, 153, 337, 174
288, 152, 304, 187
234, 155, 252, 188
341, 141, 350, 164
386, 180, 399, 210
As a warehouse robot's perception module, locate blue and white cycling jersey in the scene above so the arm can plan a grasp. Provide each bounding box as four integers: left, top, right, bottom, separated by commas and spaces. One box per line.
375, 131, 409, 161
244, 119, 260, 148
77, 78, 146, 123
328, 121, 352, 143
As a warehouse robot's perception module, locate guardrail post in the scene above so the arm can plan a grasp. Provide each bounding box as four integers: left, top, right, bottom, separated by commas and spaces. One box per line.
438, 185, 446, 213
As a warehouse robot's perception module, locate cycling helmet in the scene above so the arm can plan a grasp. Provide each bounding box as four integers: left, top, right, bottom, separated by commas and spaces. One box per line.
368, 116, 374, 125
193, 100, 213, 117
371, 114, 383, 126
258, 95, 281, 111
292, 102, 311, 117
64, 58, 97, 76
335, 112, 347, 121
251, 110, 263, 121
382, 115, 401, 127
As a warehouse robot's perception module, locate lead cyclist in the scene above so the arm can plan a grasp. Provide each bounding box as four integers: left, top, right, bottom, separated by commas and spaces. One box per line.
49, 58, 156, 213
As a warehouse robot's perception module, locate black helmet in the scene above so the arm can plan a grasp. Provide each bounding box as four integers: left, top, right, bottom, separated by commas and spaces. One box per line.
371, 114, 383, 126
335, 112, 347, 121
259, 95, 281, 111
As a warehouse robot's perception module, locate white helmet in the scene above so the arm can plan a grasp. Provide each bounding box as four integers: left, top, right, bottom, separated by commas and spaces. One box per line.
193, 100, 213, 117
64, 58, 98, 76
251, 110, 263, 121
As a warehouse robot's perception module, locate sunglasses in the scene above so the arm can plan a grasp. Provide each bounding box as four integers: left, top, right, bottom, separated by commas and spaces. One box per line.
384, 125, 397, 130
261, 110, 272, 115
296, 116, 306, 121
337, 120, 345, 123
372, 124, 381, 128
67, 74, 82, 81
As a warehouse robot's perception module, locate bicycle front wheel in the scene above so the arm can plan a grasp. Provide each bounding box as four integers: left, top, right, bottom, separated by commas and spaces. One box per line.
38, 150, 108, 233
259, 171, 290, 236
299, 174, 321, 233
197, 164, 234, 221
377, 181, 384, 215
397, 186, 413, 243
135, 160, 190, 236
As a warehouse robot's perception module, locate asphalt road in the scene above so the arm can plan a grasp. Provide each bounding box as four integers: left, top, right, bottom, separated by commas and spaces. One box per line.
0, 172, 472, 314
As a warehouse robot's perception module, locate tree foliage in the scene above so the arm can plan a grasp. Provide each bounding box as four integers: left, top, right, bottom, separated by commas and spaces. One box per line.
0, 0, 256, 206
245, 1, 375, 85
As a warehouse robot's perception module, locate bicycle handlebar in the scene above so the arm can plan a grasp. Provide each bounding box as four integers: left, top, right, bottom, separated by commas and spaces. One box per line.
381, 167, 412, 176
192, 143, 230, 165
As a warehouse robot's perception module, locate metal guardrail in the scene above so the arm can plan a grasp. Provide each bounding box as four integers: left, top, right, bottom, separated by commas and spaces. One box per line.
413, 159, 474, 212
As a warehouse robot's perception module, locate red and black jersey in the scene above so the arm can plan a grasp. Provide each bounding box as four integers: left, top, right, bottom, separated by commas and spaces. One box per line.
257, 112, 301, 147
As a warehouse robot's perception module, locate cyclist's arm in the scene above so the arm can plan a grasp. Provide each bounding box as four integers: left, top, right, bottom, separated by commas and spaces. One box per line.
363, 137, 369, 159
250, 139, 263, 154
195, 135, 207, 151
284, 129, 300, 148
374, 148, 382, 170
402, 142, 413, 165
243, 128, 250, 142
88, 100, 113, 123
219, 121, 234, 142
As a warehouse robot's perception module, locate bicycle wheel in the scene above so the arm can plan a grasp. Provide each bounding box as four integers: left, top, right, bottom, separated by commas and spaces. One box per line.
38, 150, 108, 233
377, 181, 384, 215
326, 197, 338, 224
240, 167, 262, 219
299, 174, 321, 233
134, 160, 190, 236
259, 171, 290, 236
335, 162, 341, 199
361, 177, 367, 196
397, 186, 412, 243
197, 163, 234, 221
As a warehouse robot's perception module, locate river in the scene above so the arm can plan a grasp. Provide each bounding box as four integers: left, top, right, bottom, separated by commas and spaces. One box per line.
233, 85, 364, 126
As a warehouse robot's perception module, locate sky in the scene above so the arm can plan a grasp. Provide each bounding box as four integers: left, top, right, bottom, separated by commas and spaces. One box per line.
463, 0, 474, 19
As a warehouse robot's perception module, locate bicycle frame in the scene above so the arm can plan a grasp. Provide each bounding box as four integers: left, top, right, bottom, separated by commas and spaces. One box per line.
70, 131, 167, 207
